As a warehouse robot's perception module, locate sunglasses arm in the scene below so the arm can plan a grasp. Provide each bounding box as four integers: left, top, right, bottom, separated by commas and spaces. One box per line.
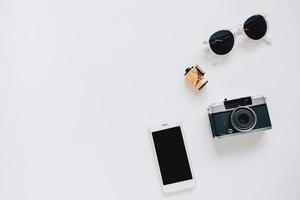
263, 34, 273, 44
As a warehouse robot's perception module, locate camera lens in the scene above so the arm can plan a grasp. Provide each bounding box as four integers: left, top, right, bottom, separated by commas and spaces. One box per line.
231, 107, 257, 132
239, 113, 250, 124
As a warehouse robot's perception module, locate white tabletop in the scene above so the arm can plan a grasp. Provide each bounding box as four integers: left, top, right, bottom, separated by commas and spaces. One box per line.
1, 0, 300, 199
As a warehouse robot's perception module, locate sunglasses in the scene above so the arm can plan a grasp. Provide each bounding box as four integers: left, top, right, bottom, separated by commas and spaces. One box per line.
206, 14, 269, 56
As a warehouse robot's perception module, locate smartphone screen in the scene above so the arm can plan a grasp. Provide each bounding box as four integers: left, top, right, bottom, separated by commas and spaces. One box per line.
152, 126, 193, 185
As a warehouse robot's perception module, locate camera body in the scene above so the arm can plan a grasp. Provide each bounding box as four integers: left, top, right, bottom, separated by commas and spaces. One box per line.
208, 96, 272, 138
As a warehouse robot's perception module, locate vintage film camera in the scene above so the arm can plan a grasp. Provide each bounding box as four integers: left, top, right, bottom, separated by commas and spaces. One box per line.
208, 96, 272, 138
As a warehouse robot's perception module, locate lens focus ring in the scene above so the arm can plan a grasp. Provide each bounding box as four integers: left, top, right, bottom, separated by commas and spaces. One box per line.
231, 107, 257, 132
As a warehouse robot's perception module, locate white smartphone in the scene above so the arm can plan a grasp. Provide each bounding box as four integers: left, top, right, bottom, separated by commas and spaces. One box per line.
149, 121, 195, 193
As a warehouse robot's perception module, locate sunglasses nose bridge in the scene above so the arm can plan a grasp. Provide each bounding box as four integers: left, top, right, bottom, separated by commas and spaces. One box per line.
233, 25, 244, 37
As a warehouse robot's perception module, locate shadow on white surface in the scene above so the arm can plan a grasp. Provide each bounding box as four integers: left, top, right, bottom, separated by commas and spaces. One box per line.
184, 78, 209, 97
202, 46, 234, 66
212, 132, 265, 156
235, 35, 272, 54
161, 186, 195, 197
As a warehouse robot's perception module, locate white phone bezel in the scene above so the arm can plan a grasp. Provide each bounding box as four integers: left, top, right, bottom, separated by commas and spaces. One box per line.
149, 120, 195, 193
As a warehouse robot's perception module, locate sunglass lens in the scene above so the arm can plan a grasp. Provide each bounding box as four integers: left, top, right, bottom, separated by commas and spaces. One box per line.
243, 15, 267, 40
209, 30, 234, 55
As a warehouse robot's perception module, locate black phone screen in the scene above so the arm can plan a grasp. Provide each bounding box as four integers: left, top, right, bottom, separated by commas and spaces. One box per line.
152, 126, 192, 185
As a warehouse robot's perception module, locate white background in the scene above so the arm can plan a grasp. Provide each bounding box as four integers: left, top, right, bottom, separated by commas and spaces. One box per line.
0, 0, 300, 199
